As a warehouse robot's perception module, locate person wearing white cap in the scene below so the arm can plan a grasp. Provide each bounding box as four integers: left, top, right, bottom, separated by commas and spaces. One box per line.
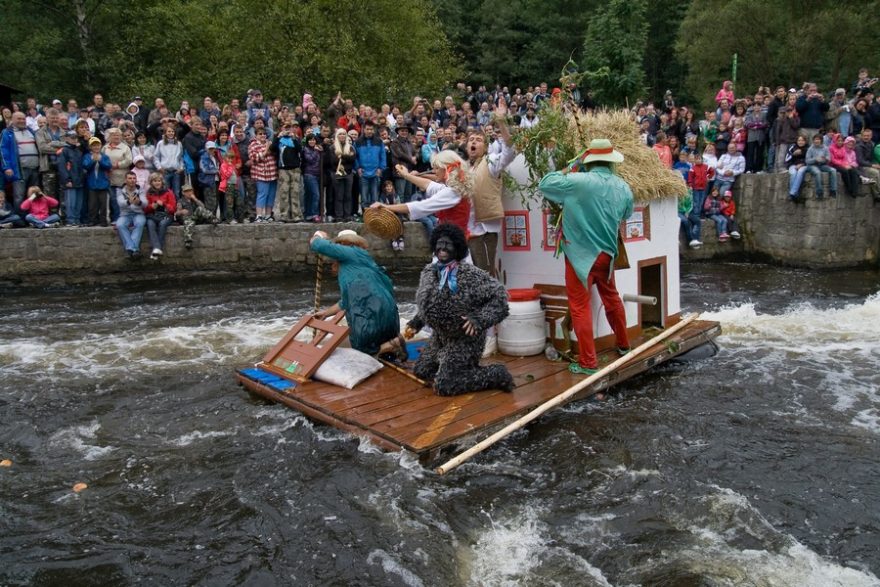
538, 138, 633, 376
309, 228, 405, 359
198, 141, 220, 216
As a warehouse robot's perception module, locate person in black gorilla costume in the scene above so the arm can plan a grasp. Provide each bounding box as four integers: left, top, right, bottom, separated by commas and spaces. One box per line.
405, 223, 515, 396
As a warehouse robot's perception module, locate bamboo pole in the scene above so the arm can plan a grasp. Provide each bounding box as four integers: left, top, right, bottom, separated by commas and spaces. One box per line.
435, 314, 700, 475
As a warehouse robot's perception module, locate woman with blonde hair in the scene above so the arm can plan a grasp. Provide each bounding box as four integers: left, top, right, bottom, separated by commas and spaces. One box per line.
325, 127, 356, 220
371, 149, 474, 234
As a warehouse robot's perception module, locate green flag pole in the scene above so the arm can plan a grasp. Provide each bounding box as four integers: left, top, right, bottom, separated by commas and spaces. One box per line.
732, 53, 738, 86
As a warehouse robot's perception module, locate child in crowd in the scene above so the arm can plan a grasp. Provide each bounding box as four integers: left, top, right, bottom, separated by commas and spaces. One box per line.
702, 144, 718, 174
652, 132, 673, 168
20, 186, 60, 228
218, 149, 238, 223
144, 172, 177, 259
82, 136, 112, 226
720, 190, 741, 239
57, 130, 84, 225
381, 180, 405, 251
198, 141, 220, 217
701, 111, 718, 147
176, 183, 217, 249
686, 152, 713, 249
673, 150, 692, 181
786, 135, 809, 200
0, 190, 25, 228
132, 154, 151, 195
678, 188, 700, 249
805, 133, 838, 198
731, 118, 747, 153
703, 186, 729, 242
714, 122, 731, 155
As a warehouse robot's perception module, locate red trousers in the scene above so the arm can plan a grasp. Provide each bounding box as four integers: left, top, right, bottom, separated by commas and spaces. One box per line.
565, 254, 629, 369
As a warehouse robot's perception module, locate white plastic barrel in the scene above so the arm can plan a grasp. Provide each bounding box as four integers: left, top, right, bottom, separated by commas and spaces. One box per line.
498, 288, 546, 356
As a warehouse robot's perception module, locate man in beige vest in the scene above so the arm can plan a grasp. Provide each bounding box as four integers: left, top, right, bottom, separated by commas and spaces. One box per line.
465, 98, 516, 276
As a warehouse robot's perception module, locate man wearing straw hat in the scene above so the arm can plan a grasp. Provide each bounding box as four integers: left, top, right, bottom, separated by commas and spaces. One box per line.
538, 138, 633, 376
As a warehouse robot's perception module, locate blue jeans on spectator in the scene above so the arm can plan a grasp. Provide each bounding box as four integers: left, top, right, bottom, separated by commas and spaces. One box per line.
679, 212, 695, 242
418, 214, 438, 239
12, 167, 40, 213
25, 213, 60, 228
0, 212, 24, 227
716, 179, 734, 196
146, 215, 172, 251
303, 174, 320, 218
394, 177, 413, 203
788, 165, 808, 198
163, 170, 182, 198
359, 175, 380, 209
64, 188, 84, 225
108, 187, 120, 222
806, 165, 838, 197
256, 180, 277, 210
708, 214, 728, 237
116, 212, 146, 253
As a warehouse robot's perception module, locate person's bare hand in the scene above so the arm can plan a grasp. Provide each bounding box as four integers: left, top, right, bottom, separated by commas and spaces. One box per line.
310, 230, 328, 245
369, 202, 385, 209
462, 316, 478, 337
495, 96, 508, 118
395, 164, 408, 177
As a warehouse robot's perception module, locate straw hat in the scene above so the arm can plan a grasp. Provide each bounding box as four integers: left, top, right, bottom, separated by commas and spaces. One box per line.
581, 138, 624, 164
363, 206, 404, 240
333, 229, 369, 249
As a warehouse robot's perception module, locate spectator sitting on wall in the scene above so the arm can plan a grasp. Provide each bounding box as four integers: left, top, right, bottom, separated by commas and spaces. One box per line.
805, 133, 838, 199
0, 189, 25, 228
855, 128, 880, 199
20, 186, 60, 228
715, 141, 745, 195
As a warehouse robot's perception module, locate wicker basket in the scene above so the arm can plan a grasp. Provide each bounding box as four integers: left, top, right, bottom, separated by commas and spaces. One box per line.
363, 207, 404, 240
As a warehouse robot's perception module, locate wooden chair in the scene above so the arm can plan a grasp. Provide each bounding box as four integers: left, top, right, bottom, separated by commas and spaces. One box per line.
260, 311, 349, 382
532, 283, 575, 354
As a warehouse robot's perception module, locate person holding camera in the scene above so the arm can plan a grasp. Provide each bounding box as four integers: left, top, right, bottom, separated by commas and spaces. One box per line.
795, 83, 829, 143
143, 172, 177, 259
115, 171, 147, 258
20, 185, 60, 228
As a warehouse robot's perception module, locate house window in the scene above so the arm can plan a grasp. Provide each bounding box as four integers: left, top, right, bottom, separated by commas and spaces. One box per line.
622, 205, 650, 242
503, 211, 530, 251
542, 208, 561, 251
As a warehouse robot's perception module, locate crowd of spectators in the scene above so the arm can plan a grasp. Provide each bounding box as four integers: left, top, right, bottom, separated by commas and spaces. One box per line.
643, 70, 880, 248
1, 72, 878, 257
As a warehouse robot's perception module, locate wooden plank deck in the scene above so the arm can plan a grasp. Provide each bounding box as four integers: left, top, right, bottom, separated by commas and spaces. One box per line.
236, 319, 721, 462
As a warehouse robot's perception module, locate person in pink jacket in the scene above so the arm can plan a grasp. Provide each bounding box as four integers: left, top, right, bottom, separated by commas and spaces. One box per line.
20, 186, 60, 228
829, 134, 862, 196
715, 80, 735, 106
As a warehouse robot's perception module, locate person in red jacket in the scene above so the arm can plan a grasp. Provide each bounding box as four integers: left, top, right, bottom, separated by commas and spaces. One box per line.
20, 186, 60, 228
719, 190, 741, 239
143, 172, 177, 259
686, 153, 715, 247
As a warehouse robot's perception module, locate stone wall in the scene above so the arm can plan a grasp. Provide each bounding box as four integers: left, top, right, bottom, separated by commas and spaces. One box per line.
0, 222, 431, 284
681, 172, 880, 268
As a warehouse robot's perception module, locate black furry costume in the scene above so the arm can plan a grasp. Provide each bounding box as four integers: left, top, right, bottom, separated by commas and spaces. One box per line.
407, 224, 515, 396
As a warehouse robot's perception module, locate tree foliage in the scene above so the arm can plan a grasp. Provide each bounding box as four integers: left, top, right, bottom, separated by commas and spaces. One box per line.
676, 0, 880, 106
433, 0, 592, 89
581, 0, 648, 107
0, 0, 461, 107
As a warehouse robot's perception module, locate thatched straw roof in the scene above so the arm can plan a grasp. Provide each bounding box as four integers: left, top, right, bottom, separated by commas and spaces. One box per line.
569, 109, 687, 203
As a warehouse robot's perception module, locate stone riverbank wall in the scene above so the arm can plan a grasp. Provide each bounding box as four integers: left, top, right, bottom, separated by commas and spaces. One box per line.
0, 222, 431, 285
1, 173, 878, 284
680, 172, 880, 268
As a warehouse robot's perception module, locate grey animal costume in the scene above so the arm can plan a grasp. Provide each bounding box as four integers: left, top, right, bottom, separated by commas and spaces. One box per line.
408, 235, 514, 396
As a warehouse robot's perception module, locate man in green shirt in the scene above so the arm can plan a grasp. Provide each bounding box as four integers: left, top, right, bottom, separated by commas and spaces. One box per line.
538, 138, 633, 375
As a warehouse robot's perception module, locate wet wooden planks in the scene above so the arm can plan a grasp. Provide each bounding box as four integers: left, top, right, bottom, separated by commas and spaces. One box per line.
237, 319, 721, 459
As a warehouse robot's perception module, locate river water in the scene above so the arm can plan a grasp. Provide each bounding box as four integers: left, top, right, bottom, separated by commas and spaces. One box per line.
1, 263, 878, 586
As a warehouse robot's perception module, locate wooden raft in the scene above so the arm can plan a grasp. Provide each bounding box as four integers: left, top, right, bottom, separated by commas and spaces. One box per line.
236, 319, 721, 463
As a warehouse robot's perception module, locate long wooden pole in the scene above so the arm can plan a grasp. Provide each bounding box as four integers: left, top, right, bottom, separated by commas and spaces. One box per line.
435, 314, 699, 475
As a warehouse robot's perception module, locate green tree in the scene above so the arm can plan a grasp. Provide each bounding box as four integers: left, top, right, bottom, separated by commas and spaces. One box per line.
581, 0, 648, 107
676, 0, 880, 107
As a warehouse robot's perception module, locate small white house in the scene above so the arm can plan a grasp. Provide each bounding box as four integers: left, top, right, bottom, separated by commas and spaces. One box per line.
496, 154, 682, 352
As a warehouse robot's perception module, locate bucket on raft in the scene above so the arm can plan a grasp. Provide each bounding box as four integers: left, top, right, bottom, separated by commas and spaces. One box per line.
498, 288, 546, 356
